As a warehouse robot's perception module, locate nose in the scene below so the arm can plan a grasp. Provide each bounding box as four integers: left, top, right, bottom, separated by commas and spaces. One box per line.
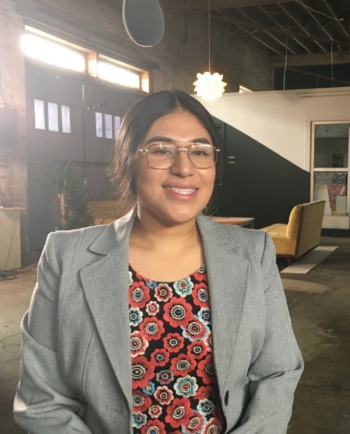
170, 148, 195, 176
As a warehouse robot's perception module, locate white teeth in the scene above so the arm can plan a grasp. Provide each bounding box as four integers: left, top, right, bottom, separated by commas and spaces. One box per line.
167, 187, 196, 194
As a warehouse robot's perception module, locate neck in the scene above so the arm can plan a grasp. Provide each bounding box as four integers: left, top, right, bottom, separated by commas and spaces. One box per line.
131, 207, 201, 251
129, 207, 204, 281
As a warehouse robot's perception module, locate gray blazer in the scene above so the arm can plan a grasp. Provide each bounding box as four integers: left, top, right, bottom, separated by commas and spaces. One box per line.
14, 211, 303, 433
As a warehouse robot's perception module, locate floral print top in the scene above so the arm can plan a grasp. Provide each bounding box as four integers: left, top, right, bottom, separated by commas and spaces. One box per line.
128, 264, 225, 434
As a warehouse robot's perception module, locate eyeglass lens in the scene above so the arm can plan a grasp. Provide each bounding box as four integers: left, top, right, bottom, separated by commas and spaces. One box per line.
145, 142, 217, 169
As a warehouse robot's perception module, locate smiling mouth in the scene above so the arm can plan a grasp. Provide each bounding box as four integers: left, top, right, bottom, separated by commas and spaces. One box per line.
165, 187, 197, 195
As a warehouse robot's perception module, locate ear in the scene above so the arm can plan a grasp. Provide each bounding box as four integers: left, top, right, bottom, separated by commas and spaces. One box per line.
122, 0, 165, 47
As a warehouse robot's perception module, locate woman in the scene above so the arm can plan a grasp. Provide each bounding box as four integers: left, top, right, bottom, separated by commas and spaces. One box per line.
14, 90, 303, 433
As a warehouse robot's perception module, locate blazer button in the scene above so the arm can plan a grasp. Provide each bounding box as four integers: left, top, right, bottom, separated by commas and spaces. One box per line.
224, 391, 229, 406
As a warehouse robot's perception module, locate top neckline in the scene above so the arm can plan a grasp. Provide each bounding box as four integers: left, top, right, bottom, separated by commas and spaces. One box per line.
128, 263, 206, 284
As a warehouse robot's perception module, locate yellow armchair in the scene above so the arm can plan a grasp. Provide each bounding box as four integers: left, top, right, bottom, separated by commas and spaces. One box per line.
261, 200, 326, 260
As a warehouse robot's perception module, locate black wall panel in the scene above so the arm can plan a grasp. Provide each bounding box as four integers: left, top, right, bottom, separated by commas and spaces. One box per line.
213, 120, 310, 229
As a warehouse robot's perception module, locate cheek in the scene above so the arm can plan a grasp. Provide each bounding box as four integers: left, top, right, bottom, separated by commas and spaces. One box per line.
134, 162, 161, 195
205, 168, 216, 189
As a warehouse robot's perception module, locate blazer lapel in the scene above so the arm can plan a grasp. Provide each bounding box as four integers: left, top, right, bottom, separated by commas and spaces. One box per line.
80, 211, 136, 406
197, 214, 250, 395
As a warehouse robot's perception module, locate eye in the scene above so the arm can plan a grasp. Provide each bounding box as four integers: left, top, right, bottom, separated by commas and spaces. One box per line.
190, 144, 213, 157
148, 143, 176, 156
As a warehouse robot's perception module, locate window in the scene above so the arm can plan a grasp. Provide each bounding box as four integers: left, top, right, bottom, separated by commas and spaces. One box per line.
34, 99, 45, 130
48, 102, 59, 132
21, 31, 86, 73
34, 99, 72, 134
95, 60, 141, 89
61, 105, 72, 133
22, 26, 149, 92
311, 121, 350, 229
95, 112, 121, 139
105, 114, 113, 139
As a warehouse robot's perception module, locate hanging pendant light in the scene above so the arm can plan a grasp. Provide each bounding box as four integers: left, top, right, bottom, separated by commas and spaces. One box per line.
193, 0, 227, 101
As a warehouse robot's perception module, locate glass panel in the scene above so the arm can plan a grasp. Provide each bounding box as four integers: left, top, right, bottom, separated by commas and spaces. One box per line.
314, 172, 348, 216
95, 112, 103, 138
61, 105, 71, 133
314, 123, 349, 168
48, 102, 59, 132
97, 61, 140, 89
114, 116, 121, 137
34, 99, 45, 130
105, 114, 113, 139
21, 33, 85, 72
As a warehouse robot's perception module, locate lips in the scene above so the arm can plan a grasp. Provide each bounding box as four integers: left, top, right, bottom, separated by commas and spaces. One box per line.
164, 186, 197, 195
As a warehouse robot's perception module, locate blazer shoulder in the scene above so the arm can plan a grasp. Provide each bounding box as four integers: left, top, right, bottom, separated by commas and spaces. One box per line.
43, 224, 111, 258
206, 218, 274, 263
44, 209, 136, 258
47, 224, 106, 244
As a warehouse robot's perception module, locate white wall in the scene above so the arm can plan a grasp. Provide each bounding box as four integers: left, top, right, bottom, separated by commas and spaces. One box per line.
198, 87, 350, 171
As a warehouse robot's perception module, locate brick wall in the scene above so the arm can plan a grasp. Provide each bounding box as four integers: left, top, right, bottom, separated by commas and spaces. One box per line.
0, 0, 29, 262
0, 0, 27, 206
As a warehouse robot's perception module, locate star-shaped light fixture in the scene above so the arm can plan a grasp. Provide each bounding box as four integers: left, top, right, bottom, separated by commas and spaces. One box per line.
193, 0, 227, 101
194, 72, 226, 101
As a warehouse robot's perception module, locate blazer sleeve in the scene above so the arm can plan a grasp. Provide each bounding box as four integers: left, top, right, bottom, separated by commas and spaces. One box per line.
13, 232, 92, 434
232, 232, 304, 434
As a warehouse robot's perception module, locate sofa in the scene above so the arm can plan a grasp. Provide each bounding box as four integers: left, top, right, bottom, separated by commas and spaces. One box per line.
87, 200, 132, 225
261, 200, 326, 260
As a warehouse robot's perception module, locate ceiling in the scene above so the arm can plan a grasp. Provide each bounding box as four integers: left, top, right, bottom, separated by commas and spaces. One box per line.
174, 0, 350, 88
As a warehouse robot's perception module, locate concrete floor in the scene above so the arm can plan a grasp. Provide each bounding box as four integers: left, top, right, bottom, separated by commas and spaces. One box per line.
0, 236, 349, 433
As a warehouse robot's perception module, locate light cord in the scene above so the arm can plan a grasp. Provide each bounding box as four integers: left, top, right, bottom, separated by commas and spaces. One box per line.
283, 16, 289, 90
208, 0, 211, 73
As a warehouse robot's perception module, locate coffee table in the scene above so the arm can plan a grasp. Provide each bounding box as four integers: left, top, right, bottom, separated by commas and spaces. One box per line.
211, 216, 255, 228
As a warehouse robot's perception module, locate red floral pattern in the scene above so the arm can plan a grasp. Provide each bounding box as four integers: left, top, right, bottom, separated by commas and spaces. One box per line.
163, 297, 193, 328
129, 265, 224, 433
133, 391, 152, 413
170, 353, 196, 377
165, 397, 194, 428
140, 317, 165, 341
131, 356, 155, 389
154, 385, 174, 405
164, 333, 185, 353
129, 281, 150, 308
140, 419, 166, 434
192, 283, 210, 307
130, 332, 149, 357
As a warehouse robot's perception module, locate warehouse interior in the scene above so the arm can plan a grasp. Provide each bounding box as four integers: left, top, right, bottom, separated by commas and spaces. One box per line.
1, 0, 350, 433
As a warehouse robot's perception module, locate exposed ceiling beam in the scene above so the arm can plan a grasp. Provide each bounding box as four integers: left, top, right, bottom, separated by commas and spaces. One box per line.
257, 5, 312, 53
277, 3, 327, 52
178, 0, 292, 11
322, 0, 349, 40
236, 24, 282, 54
268, 51, 350, 67
213, 14, 350, 48
236, 7, 297, 54
299, 2, 335, 44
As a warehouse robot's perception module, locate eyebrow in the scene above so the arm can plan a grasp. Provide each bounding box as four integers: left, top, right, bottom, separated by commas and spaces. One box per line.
144, 136, 212, 145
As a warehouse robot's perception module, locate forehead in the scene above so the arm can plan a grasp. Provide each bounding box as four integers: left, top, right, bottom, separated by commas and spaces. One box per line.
144, 110, 211, 141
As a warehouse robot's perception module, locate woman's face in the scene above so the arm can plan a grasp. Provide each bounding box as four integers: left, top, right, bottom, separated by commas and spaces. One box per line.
134, 110, 216, 227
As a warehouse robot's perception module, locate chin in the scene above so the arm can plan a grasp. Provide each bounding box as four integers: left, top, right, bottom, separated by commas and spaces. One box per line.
164, 207, 204, 225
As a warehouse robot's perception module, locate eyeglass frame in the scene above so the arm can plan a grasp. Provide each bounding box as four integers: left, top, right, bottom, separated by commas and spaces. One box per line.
138, 141, 221, 170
